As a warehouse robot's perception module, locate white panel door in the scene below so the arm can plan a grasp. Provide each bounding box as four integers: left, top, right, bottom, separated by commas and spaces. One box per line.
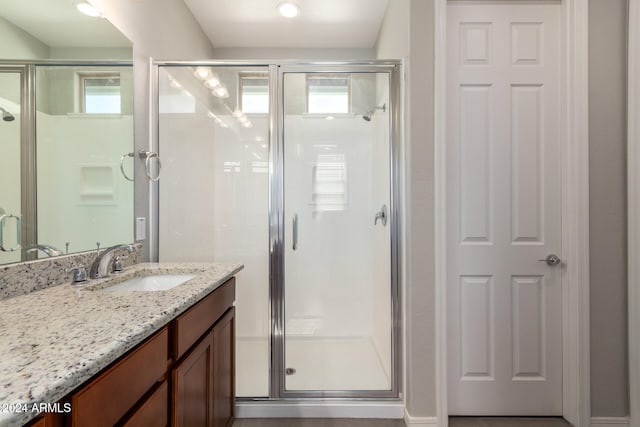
447, 3, 562, 415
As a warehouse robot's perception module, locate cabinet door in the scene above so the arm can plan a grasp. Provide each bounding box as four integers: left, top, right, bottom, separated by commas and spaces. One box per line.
172, 331, 214, 427
123, 381, 168, 427
26, 413, 63, 427
212, 308, 235, 427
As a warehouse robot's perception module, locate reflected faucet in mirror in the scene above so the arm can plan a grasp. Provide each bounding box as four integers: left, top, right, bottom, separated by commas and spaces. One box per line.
26, 244, 64, 257
89, 243, 142, 279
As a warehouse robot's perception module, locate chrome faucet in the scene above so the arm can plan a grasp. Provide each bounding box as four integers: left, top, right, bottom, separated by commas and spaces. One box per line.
26, 244, 64, 257
89, 243, 141, 279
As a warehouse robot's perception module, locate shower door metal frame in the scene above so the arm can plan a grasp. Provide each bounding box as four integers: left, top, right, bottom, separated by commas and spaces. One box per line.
150, 60, 402, 400
272, 63, 402, 399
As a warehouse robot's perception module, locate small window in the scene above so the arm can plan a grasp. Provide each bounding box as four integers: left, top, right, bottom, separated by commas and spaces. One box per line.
306, 74, 350, 114
239, 72, 269, 114
79, 73, 121, 114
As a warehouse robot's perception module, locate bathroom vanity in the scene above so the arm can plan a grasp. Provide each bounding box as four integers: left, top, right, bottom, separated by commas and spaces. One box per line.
0, 262, 242, 427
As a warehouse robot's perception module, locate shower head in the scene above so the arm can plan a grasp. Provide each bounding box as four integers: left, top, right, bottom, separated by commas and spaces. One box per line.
0, 107, 15, 122
362, 103, 386, 122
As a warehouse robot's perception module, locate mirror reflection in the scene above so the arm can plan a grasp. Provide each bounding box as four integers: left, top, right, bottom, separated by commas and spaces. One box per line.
34, 65, 134, 258
0, 0, 134, 265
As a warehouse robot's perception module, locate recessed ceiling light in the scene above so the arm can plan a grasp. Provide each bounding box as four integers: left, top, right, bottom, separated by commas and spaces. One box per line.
204, 76, 220, 89
212, 86, 229, 98
73, 0, 103, 17
278, 2, 300, 18
195, 67, 211, 80
241, 121, 254, 128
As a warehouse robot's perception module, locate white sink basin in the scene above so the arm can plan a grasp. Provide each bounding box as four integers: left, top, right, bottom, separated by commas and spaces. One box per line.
102, 274, 196, 292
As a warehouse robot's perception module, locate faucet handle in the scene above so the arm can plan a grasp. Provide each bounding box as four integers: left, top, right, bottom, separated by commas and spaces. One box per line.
66, 265, 88, 284
112, 255, 129, 273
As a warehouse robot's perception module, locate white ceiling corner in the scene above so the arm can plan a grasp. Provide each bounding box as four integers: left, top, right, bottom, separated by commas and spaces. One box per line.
183, 0, 390, 49
0, 0, 131, 49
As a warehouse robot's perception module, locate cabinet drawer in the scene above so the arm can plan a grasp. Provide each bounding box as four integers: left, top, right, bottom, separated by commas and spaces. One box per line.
123, 381, 168, 427
173, 278, 235, 360
71, 327, 168, 427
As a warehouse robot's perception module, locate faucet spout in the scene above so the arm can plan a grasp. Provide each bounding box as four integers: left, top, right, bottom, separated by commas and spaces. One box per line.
26, 244, 64, 257
89, 243, 141, 279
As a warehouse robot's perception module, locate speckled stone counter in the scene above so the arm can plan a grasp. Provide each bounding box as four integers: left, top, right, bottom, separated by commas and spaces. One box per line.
0, 262, 243, 427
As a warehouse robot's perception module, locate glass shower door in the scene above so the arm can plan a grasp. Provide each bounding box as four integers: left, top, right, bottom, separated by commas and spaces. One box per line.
157, 65, 271, 398
0, 71, 22, 264
281, 70, 394, 393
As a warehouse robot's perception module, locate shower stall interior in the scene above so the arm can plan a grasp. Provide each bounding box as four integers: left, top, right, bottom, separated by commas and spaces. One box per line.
154, 62, 400, 400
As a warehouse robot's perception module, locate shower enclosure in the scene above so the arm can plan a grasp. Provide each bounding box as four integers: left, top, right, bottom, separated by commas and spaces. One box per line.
154, 62, 400, 400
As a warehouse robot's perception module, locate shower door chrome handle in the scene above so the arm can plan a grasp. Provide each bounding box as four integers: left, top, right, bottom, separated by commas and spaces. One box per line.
292, 214, 298, 251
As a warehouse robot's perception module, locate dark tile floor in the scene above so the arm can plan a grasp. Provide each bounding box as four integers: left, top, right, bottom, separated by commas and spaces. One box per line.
450, 417, 571, 427
233, 419, 404, 427
233, 418, 571, 427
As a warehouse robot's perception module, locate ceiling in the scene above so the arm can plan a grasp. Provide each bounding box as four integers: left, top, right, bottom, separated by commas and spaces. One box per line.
0, 0, 131, 48
183, 0, 390, 49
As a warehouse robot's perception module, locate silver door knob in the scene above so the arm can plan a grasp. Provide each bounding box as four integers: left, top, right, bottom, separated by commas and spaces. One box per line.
538, 254, 561, 266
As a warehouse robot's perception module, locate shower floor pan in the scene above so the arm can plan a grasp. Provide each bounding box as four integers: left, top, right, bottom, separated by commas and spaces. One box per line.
236, 336, 391, 397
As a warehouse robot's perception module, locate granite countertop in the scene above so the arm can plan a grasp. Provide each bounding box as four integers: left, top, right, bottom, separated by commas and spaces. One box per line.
0, 262, 243, 427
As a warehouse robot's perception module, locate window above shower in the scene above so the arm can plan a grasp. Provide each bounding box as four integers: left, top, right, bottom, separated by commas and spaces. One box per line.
79, 73, 122, 114
306, 74, 350, 114
239, 72, 269, 114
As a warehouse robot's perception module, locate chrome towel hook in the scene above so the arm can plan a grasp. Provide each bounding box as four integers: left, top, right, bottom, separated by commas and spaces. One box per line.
119, 152, 134, 182
0, 208, 21, 252
138, 149, 162, 182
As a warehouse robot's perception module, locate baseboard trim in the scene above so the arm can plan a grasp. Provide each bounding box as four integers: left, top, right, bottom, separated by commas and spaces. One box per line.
591, 417, 630, 427
236, 401, 404, 419
404, 409, 438, 426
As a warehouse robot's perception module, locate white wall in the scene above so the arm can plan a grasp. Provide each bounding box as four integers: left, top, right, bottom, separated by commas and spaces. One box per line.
87, 0, 216, 259
213, 48, 375, 60
376, 0, 436, 418
0, 17, 50, 60
49, 47, 133, 60
375, 0, 410, 59
589, 0, 629, 417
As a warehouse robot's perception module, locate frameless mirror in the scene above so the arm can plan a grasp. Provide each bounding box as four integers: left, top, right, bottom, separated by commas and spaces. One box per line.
0, 0, 134, 265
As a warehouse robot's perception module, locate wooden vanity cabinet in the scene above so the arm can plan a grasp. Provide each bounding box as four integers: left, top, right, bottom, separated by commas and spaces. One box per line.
71, 327, 169, 427
48, 277, 236, 427
26, 413, 63, 427
172, 308, 235, 427
211, 309, 235, 427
